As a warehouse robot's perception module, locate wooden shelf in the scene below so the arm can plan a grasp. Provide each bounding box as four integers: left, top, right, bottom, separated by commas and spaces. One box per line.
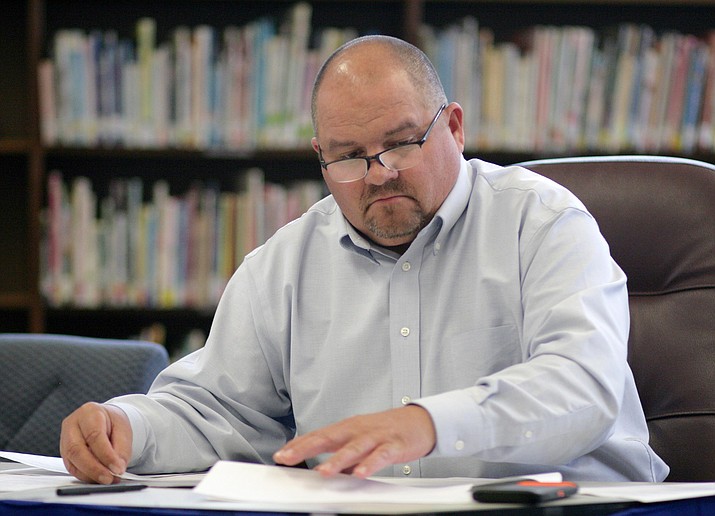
0, 292, 33, 309
0, 139, 33, 155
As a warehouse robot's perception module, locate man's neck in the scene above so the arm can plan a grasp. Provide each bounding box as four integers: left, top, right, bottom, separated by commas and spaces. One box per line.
381, 242, 411, 255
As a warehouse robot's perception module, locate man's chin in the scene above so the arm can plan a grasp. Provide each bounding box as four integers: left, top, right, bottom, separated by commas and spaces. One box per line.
364, 219, 421, 244
362, 202, 426, 242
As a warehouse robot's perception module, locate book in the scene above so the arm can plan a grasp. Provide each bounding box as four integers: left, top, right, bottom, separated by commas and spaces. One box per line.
37, 59, 58, 145
626, 25, 655, 150
282, 2, 312, 147
135, 17, 156, 146
645, 32, 678, 150
172, 26, 194, 146
698, 31, 715, 151
70, 176, 99, 307
44, 170, 69, 306
662, 34, 697, 150
633, 42, 659, 151
681, 43, 709, 152
565, 27, 595, 150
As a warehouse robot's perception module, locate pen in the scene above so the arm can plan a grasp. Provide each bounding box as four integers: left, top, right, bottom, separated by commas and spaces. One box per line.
56, 483, 148, 496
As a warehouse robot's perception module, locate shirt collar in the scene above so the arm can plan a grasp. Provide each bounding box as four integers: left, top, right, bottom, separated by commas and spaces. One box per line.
432, 156, 473, 242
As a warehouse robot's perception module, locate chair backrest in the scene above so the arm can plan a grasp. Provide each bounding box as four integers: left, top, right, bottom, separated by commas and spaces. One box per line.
0, 333, 169, 457
515, 155, 715, 481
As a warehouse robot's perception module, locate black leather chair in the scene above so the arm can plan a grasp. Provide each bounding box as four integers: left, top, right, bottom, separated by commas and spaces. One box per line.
515, 155, 715, 482
0, 333, 169, 457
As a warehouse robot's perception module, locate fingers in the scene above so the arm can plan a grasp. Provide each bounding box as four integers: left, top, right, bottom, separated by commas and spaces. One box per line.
273, 405, 436, 478
273, 424, 344, 467
60, 402, 132, 484
316, 434, 399, 478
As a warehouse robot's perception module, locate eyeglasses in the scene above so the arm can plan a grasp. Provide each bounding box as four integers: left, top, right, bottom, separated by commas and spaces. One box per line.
318, 103, 447, 184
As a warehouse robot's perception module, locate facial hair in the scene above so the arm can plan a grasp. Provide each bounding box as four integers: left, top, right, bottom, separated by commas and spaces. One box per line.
361, 180, 430, 241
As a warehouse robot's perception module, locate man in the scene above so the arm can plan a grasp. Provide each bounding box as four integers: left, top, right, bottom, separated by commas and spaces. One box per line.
61, 35, 668, 485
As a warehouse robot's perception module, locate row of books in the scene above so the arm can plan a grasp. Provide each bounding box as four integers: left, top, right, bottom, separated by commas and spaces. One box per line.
422, 20, 715, 153
39, 2, 356, 150
38, 3, 715, 154
40, 168, 325, 309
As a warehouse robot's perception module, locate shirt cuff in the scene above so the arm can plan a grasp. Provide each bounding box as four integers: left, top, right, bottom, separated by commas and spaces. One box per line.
106, 399, 150, 467
412, 387, 492, 458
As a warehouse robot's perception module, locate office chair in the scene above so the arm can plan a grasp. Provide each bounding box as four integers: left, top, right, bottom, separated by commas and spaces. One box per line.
515, 155, 715, 482
0, 333, 169, 457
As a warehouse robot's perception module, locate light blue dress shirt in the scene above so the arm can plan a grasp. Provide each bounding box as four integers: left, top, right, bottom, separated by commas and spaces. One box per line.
112, 157, 669, 482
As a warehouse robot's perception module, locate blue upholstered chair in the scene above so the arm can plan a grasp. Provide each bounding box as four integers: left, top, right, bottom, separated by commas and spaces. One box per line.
0, 333, 168, 457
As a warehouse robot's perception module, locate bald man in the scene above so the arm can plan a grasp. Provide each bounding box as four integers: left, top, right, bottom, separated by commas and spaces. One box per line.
61, 35, 668, 485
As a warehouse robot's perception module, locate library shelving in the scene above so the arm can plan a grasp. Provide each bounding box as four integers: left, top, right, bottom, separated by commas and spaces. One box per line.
2, 0, 714, 355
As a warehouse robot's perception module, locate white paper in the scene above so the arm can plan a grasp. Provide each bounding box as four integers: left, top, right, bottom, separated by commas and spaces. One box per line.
0, 451, 68, 473
0, 473, 79, 493
0, 450, 204, 487
194, 460, 562, 506
581, 482, 715, 503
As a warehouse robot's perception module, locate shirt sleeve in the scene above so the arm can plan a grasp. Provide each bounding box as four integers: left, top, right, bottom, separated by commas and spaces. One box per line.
107, 261, 295, 474
414, 206, 631, 465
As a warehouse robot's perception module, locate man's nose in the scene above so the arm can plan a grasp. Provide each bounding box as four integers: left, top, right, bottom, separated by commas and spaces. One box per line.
364, 159, 399, 186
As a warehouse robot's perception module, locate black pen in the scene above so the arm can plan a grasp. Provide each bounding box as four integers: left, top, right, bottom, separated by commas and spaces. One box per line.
56, 483, 148, 496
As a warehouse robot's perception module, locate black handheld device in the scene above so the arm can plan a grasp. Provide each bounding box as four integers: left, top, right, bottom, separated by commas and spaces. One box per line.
472, 480, 578, 503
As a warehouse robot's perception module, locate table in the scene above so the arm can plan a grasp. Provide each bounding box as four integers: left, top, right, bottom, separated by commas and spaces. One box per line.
3, 462, 715, 515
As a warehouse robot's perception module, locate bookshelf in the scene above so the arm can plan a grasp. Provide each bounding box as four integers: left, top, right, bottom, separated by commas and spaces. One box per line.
2, 0, 714, 356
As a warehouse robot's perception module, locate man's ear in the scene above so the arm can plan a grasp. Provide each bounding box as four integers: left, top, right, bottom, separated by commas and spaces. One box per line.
446, 103, 465, 153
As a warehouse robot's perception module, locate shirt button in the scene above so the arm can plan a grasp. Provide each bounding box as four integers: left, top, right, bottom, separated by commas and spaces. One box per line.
400, 327, 410, 337
401, 396, 411, 405
401, 262, 411, 271
402, 465, 412, 476
455, 440, 465, 451
524, 430, 534, 439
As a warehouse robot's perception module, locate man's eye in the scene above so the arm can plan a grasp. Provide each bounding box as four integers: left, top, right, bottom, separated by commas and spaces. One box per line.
341, 151, 364, 160
392, 139, 416, 148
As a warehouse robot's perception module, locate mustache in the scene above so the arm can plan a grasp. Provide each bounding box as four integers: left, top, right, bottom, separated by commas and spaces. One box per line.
362, 180, 413, 204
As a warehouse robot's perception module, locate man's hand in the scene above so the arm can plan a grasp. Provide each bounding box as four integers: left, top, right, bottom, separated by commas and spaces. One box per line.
273, 405, 436, 478
60, 402, 133, 484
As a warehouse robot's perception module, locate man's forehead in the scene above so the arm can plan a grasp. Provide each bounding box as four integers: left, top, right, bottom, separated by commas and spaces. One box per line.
320, 50, 413, 96
316, 79, 420, 126
318, 109, 421, 151
313, 61, 422, 140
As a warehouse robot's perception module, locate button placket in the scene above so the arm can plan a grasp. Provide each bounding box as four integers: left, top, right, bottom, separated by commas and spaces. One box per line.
389, 250, 421, 455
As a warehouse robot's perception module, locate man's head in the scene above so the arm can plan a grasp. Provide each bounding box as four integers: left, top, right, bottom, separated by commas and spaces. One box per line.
311, 35, 465, 251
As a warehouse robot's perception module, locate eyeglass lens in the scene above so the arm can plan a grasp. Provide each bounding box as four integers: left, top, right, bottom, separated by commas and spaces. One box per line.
329, 144, 421, 183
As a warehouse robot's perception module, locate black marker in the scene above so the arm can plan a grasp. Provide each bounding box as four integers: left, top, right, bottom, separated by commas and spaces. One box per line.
57, 483, 147, 496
